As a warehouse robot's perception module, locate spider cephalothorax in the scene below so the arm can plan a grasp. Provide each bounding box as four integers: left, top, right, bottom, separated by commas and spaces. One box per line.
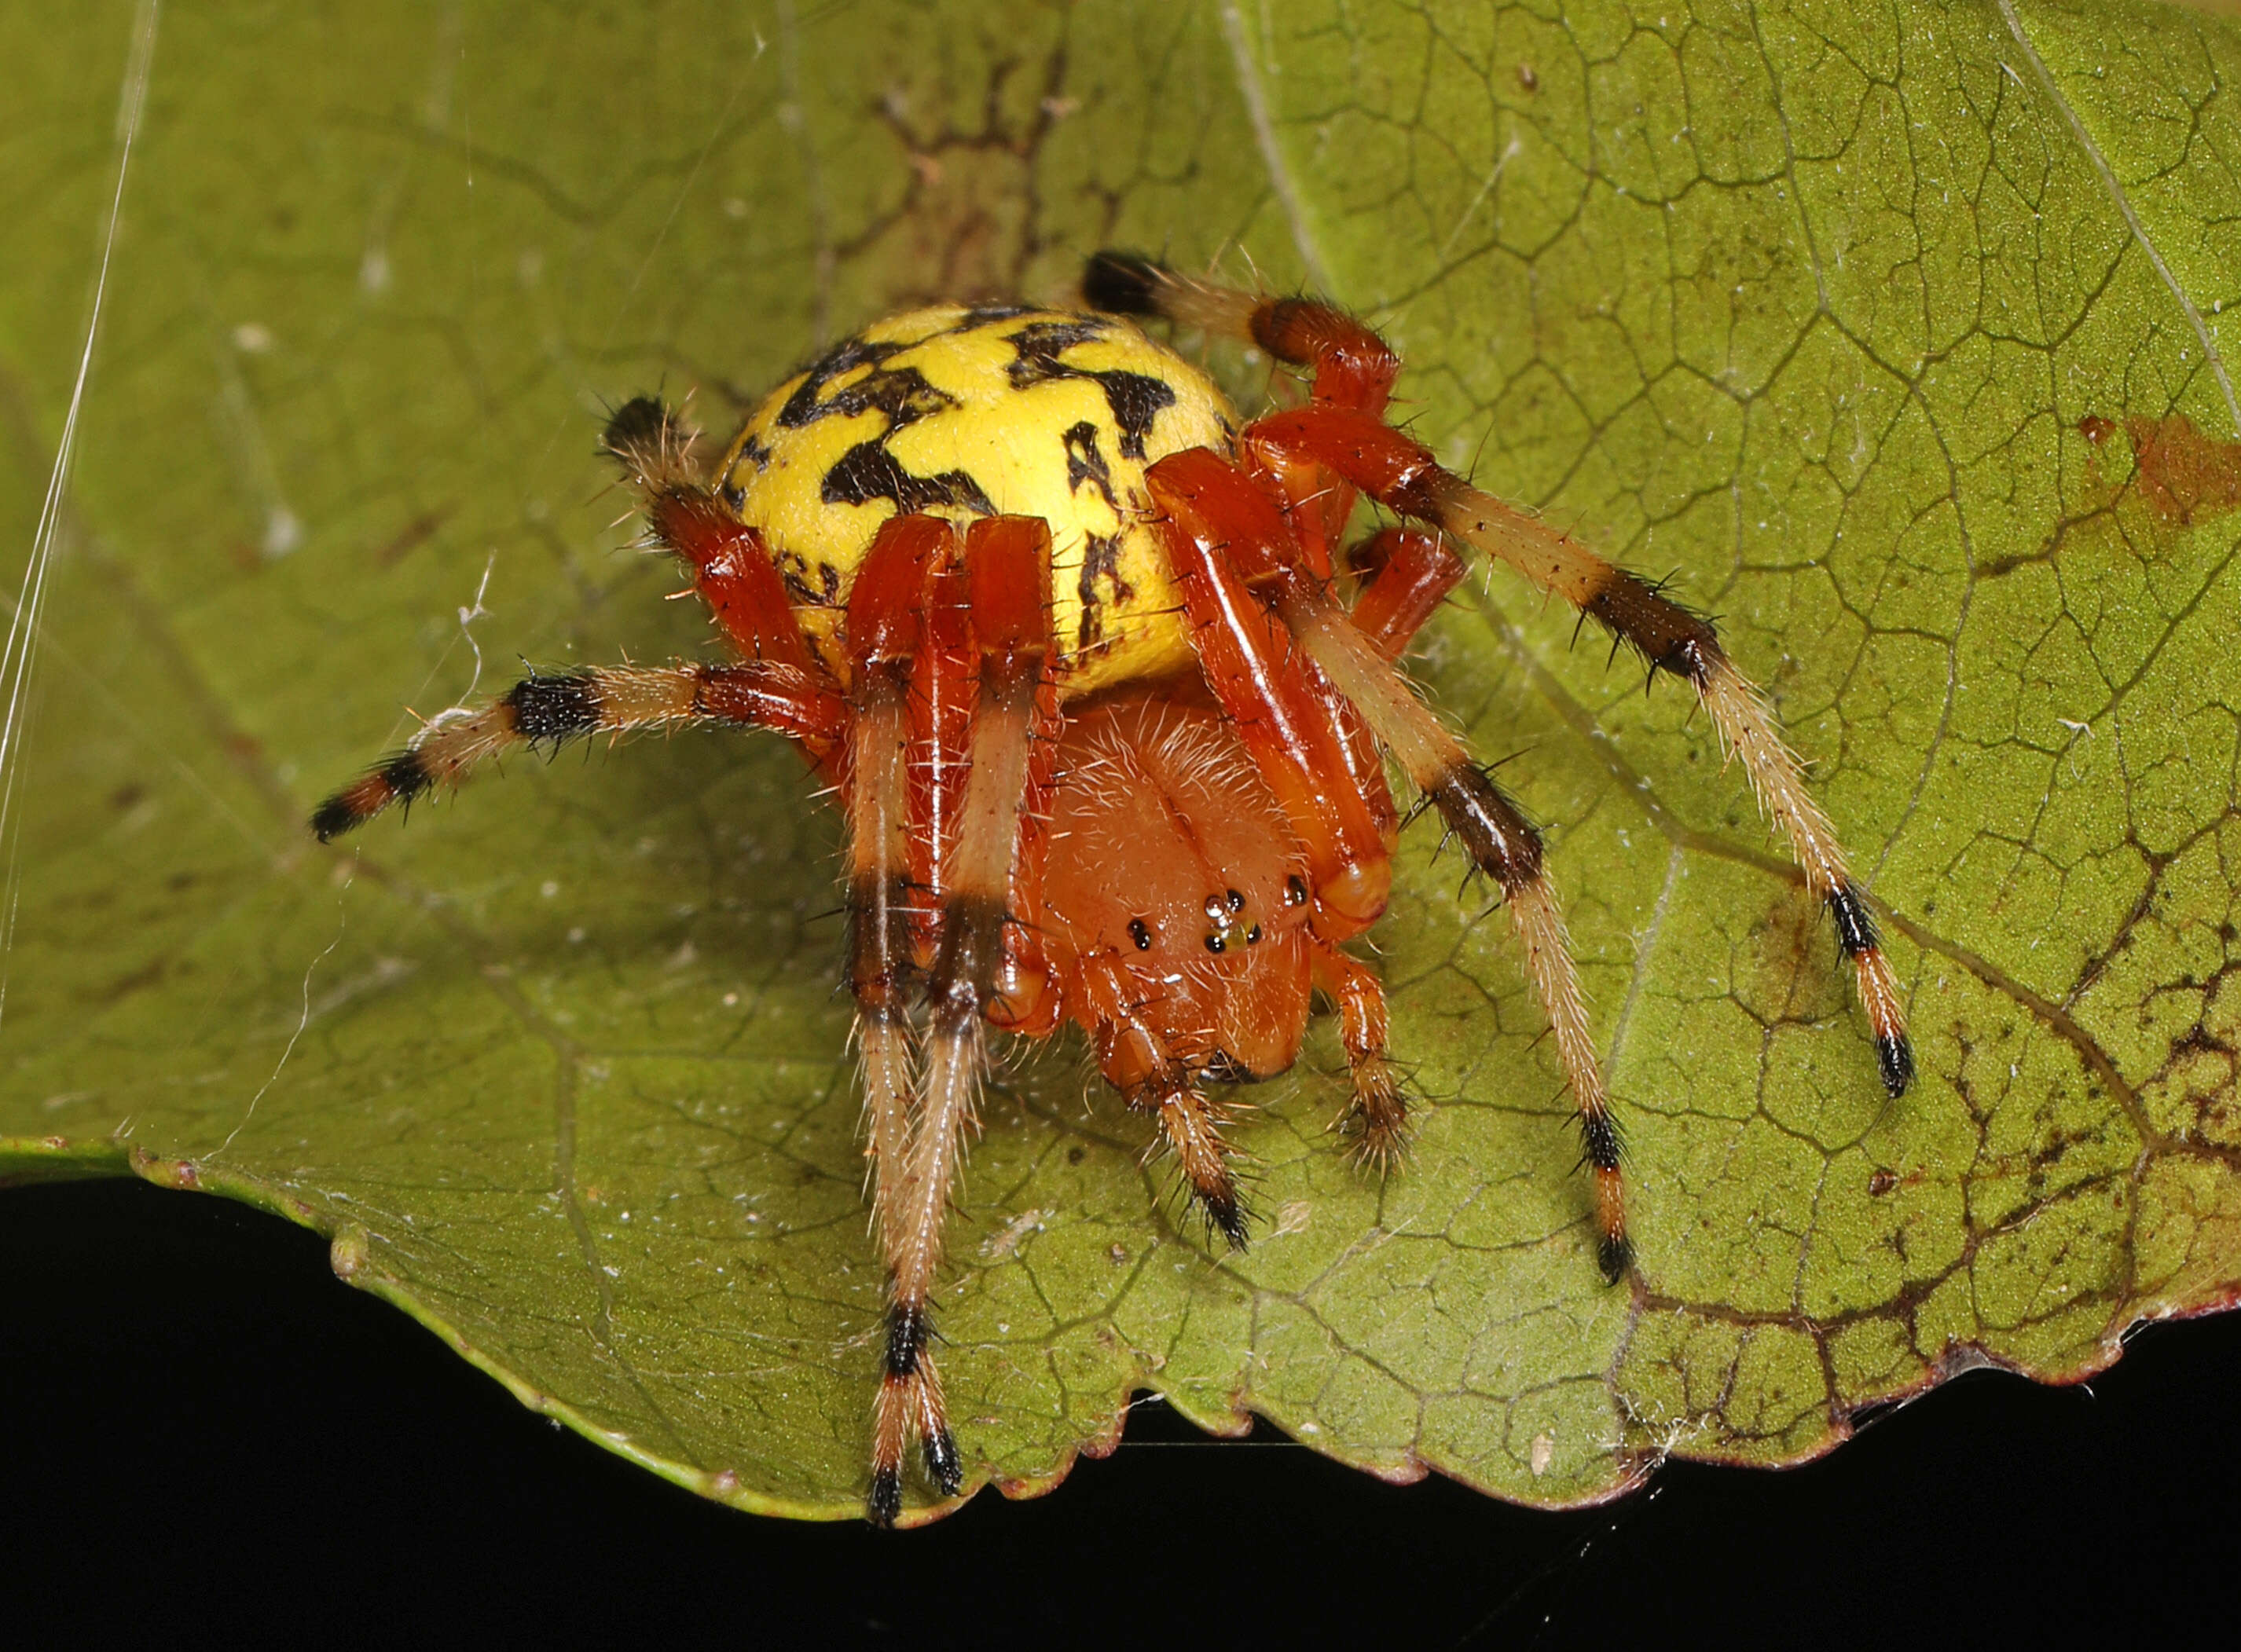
312, 254, 1912, 1525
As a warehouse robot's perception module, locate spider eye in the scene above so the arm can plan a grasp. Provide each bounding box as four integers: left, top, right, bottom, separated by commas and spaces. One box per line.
1245, 925, 1262, 944
1226, 888, 1245, 913
1285, 875, 1308, 907
1128, 918, 1153, 951
1204, 932, 1227, 954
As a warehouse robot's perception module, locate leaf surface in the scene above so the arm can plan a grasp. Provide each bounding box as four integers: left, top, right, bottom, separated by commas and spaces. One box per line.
5, 0, 2240, 1521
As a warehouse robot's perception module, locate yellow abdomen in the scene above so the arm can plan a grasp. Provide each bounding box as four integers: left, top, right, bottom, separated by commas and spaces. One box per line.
716, 304, 1238, 695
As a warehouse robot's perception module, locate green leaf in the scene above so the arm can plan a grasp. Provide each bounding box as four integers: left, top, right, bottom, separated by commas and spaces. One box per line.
7, 0, 2241, 1522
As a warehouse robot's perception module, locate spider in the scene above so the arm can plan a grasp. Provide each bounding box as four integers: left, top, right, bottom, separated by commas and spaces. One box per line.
311, 251, 1912, 1526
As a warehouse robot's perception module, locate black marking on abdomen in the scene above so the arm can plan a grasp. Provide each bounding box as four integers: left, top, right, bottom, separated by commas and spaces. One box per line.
777, 335, 952, 431
952, 303, 1038, 328
822, 444, 996, 516
1005, 320, 1176, 460
1063, 420, 1118, 507
1074, 532, 1131, 651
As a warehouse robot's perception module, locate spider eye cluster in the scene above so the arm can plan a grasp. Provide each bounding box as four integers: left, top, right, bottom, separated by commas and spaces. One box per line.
1200, 886, 1264, 954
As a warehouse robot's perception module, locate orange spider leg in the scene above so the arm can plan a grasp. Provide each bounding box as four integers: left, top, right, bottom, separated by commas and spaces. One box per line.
1083, 251, 1399, 414
1150, 469, 1397, 933
1151, 446, 1627, 1277
1084, 253, 1399, 573
988, 671, 1065, 1038
1247, 400, 1914, 1101
603, 397, 823, 665
1076, 951, 1249, 1247
309, 661, 844, 841
1347, 527, 1470, 662
841, 515, 951, 1265
870, 515, 1059, 1528
1308, 938, 1407, 1169
908, 545, 977, 967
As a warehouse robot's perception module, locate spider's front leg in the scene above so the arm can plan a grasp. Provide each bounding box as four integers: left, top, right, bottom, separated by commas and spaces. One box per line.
1253, 400, 1913, 1098
864, 515, 1060, 1528
1090, 254, 1912, 1102
1151, 453, 1628, 1278
839, 517, 954, 1272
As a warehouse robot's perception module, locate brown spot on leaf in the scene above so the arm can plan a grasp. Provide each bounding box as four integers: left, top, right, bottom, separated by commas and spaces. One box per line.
2122, 412, 2241, 526
373, 504, 453, 567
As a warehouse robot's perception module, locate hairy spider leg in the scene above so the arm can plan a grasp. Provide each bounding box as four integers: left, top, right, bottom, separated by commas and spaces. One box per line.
1154, 501, 1398, 931
1151, 449, 1627, 1275
1075, 948, 1252, 1247
868, 515, 1060, 1528
1086, 255, 1912, 1099
603, 395, 825, 678
908, 545, 975, 960
1308, 939, 1407, 1170
308, 662, 845, 842
1084, 252, 1400, 573
1345, 528, 1471, 662
842, 515, 952, 1262
1154, 456, 1619, 1266
1150, 466, 1425, 1160
1245, 402, 1913, 1101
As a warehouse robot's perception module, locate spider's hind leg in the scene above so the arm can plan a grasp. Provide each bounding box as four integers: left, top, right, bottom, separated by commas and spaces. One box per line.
308, 661, 844, 841
863, 515, 1062, 1526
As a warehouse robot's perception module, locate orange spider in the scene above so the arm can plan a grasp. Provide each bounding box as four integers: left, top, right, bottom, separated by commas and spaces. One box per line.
311, 252, 1911, 1525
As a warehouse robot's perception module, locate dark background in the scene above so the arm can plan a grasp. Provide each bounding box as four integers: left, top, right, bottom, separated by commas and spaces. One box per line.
7, 1177, 2233, 1647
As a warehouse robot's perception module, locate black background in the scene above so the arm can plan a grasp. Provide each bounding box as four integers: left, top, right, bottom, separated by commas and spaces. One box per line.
6, 1176, 2235, 1647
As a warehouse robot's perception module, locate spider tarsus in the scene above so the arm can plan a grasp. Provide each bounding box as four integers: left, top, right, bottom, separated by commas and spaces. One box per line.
866, 1465, 903, 1529
600, 394, 672, 457
1876, 1033, 1916, 1100
1341, 1059, 1412, 1174
1345, 1115, 1412, 1178
1205, 1188, 1251, 1251
1828, 882, 1915, 1097
310, 750, 431, 842
922, 1425, 963, 1496
1082, 249, 1166, 317
1597, 1231, 1635, 1284
308, 796, 365, 844
600, 394, 700, 491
